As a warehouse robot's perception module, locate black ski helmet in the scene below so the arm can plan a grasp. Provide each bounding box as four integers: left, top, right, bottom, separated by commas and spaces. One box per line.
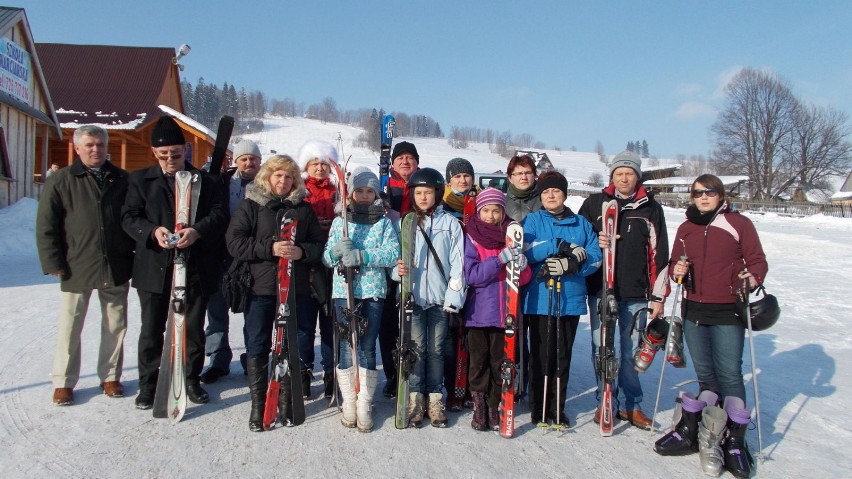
408, 167, 445, 213
742, 286, 780, 331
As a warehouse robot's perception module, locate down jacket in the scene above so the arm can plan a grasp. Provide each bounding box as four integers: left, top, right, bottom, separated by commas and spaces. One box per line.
463, 235, 532, 328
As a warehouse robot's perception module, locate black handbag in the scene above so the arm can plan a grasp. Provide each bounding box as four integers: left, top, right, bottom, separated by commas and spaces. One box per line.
222, 260, 252, 313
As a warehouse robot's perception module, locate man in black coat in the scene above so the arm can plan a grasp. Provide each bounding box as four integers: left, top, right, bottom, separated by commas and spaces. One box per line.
36, 125, 134, 406
122, 115, 226, 410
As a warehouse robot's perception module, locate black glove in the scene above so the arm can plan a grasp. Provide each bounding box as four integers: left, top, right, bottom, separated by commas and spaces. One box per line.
558, 241, 587, 263
544, 255, 580, 277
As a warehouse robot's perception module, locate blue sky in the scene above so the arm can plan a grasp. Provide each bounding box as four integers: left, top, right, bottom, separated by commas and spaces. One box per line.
12, 0, 852, 158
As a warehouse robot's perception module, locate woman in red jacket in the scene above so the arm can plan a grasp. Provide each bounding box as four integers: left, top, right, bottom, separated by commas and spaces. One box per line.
655, 174, 767, 478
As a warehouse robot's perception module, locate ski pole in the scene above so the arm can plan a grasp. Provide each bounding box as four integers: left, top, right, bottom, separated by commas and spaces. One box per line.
652, 255, 687, 433
554, 278, 563, 429
741, 276, 764, 459
539, 277, 555, 427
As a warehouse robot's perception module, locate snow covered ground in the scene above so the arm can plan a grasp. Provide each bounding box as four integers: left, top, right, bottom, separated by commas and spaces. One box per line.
2, 118, 850, 478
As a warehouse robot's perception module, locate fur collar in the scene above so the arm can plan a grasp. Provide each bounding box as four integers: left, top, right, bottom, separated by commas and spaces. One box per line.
244, 180, 305, 207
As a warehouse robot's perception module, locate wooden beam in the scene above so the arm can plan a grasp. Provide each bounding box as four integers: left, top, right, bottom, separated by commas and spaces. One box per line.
120, 138, 127, 170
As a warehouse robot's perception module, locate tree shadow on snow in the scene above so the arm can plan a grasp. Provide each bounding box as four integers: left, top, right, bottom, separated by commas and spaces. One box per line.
747, 334, 835, 459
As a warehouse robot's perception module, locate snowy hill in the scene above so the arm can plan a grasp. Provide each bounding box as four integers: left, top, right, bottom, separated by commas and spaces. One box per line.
3, 118, 852, 478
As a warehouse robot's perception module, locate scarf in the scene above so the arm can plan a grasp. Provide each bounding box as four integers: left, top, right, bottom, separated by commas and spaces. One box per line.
466, 214, 511, 250
686, 202, 728, 226
347, 200, 386, 225
442, 186, 467, 215
508, 181, 537, 199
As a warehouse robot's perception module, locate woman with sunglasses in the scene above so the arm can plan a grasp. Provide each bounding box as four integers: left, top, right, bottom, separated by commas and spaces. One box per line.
655, 174, 767, 479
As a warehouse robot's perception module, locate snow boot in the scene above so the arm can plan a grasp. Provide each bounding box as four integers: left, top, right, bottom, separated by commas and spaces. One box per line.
698, 404, 729, 477
323, 370, 335, 399
654, 390, 717, 455
336, 367, 357, 428
723, 396, 754, 478
246, 356, 268, 432
634, 317, 668, 372
470, 391, 488, 431
428, 392, 448, 428
382, 371, 396, 398
278, 372, 294, 427
665, 316, 686, 368
301, 368, 313, 398
356, 368, 378, 432
408, 392, 425, 428
488, 404, 500, 431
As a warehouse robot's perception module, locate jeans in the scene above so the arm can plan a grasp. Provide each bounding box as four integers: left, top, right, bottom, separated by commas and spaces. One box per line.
683, 319, 746, 401
589, 296, 647, 411
409, 305, 449, 394
204, 290, 235, 370
335, 298, 384, 370
243, 295, 276, 358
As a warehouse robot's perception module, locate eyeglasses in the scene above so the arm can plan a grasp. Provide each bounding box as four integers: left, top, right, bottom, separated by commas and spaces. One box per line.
691, 188, 719, 198
511, 171, 534, 178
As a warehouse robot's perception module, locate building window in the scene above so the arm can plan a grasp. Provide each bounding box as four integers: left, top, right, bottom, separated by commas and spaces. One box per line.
0, 128, 12, 180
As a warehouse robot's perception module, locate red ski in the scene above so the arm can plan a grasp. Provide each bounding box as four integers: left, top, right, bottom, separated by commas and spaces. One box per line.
598, 200, 619, 436
499, 221, 523, 438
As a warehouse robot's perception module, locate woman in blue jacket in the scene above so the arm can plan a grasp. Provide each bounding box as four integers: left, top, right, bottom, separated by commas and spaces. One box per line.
522, 171, 602, 426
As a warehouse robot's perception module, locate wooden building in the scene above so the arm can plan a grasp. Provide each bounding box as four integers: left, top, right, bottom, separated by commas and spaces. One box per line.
0, 7, 62, 208
35, 42, 215, 175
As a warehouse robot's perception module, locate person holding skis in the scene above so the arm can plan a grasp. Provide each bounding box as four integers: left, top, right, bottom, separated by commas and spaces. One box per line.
122, 115, 227, 410
441, 157, 480, 411
578, 150, 669, 430
201, 139, 261, 384
654, 174, 767, 479
297, 139, 339, 399
395, 167, 466, 428
379, 141, 421, 398
463, 188, 532, 430
225, 155, 324, 431
522, 171, 601, 426
36, 125, 134, 405
323, 167, 400, 432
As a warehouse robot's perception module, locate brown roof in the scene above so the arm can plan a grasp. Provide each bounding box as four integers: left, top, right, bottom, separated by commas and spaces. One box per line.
34, 43, 180, 129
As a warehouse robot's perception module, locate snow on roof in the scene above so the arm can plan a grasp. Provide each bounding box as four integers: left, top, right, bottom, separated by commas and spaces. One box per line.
642, 164, 681, 173
831, 190, 852, 200
644, 175, 749, 187
158, 104, 217, 139
59, 112, 147, 130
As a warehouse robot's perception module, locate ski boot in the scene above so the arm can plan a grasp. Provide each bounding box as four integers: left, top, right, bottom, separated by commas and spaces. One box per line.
655, 390, 718, 455
665, 315, 686, 368
634, 317, 668, 372
698, 404, 729, 476
723, 396, 754, 479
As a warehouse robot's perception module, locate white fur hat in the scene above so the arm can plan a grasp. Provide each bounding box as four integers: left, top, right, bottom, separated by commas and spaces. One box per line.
298, 139, 339, 172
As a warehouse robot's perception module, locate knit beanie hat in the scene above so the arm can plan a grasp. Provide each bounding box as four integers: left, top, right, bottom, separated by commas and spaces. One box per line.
537, 171, 568, 197
609, 150, 642, 179
232, 139, 261, 160
150, 115, 185, 147
475, 187, 506, 213
445, 157, 475, 182
347, 166, 380, 197
298, 139, 338, 171
392, 141, 419, 162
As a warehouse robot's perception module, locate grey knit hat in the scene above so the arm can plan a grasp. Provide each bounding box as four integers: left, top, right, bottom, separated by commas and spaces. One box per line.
232, 139, 261, 160
609, 150, 642, 179
445, 157, 474, 182
347, 166, 380, 197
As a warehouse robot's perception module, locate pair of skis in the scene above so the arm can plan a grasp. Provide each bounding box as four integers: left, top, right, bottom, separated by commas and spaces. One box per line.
379, 114, 395, 195
498, 221, 524, 438
262, 211, 306, 429
597, 200, 619, 436
394, 212, 418, 428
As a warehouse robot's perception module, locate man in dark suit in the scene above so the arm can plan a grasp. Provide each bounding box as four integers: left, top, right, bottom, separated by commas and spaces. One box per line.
122, 115, 226, 410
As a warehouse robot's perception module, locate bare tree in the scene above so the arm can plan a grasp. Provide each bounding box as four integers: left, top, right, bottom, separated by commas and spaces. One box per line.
588, 172, 605, 187
780, 104, 852, 198
711, 68, 799, 199
595, 140, 606, 164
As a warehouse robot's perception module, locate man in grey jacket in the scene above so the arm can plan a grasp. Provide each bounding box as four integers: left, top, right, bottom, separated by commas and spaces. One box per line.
36, 125, 134, 406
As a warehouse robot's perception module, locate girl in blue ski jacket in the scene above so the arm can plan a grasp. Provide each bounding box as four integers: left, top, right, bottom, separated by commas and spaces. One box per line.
522, 171, 602, 425
323, 167, 399, 432
463, 188, 532, 431
394, 167, 466, 429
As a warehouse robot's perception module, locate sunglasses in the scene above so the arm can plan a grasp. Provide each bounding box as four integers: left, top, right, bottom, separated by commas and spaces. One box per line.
691, 188, 719, 198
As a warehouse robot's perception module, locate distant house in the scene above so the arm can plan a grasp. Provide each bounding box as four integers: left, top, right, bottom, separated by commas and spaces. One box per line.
35, 42, 218, 174
0, 7, 62, 208
831, 171, 852, 205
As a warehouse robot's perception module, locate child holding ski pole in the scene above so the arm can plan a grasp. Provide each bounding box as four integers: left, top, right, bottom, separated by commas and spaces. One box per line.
463, 188, 532, 431
323, 167, 399, 432
395, 167, 467, 428
521, 171, 601, 426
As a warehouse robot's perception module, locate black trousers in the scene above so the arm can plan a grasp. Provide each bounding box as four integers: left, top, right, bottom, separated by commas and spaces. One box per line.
467, 327, 505, 409
378, 281, 399, 382
137, 281, 209, 390
528, 314, 580, 421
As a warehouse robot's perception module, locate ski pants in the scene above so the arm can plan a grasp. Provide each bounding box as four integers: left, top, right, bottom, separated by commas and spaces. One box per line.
467, 327, 504, 410
528, 314, 580, 421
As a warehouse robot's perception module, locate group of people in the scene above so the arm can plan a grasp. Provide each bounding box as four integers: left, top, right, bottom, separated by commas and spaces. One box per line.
36, 118, 767, 476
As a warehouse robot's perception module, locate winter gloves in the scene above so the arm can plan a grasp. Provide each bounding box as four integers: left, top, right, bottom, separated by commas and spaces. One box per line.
558, 241, 587, 263
498, 245, 528, 270
331, 238, 354, 258
331, 237, 369, 267
540, 241, 587, 278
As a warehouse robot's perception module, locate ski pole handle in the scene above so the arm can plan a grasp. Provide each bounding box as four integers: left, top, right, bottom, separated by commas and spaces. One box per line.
673, 255, 688, 285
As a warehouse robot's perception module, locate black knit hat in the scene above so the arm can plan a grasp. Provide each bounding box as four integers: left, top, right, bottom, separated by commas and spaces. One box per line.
392, 141, 419, 162
537, 171, 568, 197
445, 157, 474, 182
150, 115, 186, 147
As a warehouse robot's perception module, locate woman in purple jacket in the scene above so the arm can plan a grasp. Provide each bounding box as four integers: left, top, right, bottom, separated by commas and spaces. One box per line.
463, 188, 532, 431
